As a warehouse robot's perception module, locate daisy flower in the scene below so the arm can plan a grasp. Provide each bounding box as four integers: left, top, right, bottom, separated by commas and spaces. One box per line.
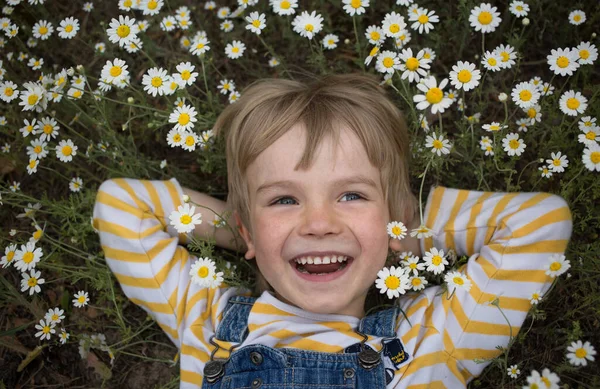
32, 20, 53, 40
45, 307, 65, 324
576, 42, 597, 65
568, 10, 585, 25
494, 44, 517, 69
398, 48, 431, 83
166, 128, 184, 148
342, 0, 369, 16
566, 340, 596, 367
191, 36, 210, 56
425, 132, 451, 156
559, 90, 587, 116
189, 257, 218, 288
106, 15, 139, 47
34, 319, 55, 340
539, 165, 553, 178
469, 3, 501, 34
387, 221, 407, 240
445, 271, 472, 293
481, 50, 502, 71
547, 48, 580, 76
141, 0, 163, 16
530, 290, 542, 304
57, 17, 79, 39
101, 58, 129, 85
173, 62, 197, 88
516, 118, 530, 132
541, 82, 554, 96
181, 131, 200, 151
449, 61, 481, 91
218, 79, 235, 95
546, 254, 570, 277
220, 20, 234, 32
20, 269, 44, 295
27, 57, 43, 70
382, 11, 406, 38
523, 370, 543, 389
375, 50, 401, 74
217, 6, 230, 19
169, 104, 197, 132
423, 248, 448, 275
271, 0, 298, 16
160, 16, 176, 32
142, 67, 169, 97
509, 1, 529, 17
582, 143, 600, 172
1, 244, 17, 268
410, 225, 433, 238
511, 81, 540, 109
375, 266, 411, 299
502, 133, 526, 156
578, 127, 599, 146
225, 40, 246, 59
292, 10, 323, 39
19, 82, 47, 112
413, 76, 453, 114
507, 364, 520, 378
20, 119, 37, 137
14, 242, 43, 272
540, 368, 560, 388
59, 329, 69, 345
56, 139, 78, 162
27, 158, 39, 175
245, 11, 266, 35
482, 122, 506, 132
546, 152, 569, 173
408, 7, 438, 34
525, 104, 542, 124
209, 270, 224, 288
402, 256, 425, 276
323, 34, 339, 49
169, 203, 202, 233
27, 138, 49, 160
70, 177, 83, 192
73, 291, 89, 308
365, 25, 384, 45
0, 80, 18, 102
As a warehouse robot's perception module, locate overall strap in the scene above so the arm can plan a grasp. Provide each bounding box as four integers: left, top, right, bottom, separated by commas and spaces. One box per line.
215, 295, 258, 343
358, 306, 400, 338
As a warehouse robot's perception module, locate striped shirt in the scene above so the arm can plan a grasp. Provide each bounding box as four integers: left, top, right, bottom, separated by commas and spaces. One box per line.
92, 178, 572, 388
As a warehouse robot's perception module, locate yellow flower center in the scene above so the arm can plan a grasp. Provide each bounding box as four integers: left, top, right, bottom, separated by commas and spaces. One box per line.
590, 152, 600, 164
409, 263, 417, 269
500, 52, 509, 61
389, 24, 400, 33
383, 57, 394, 68
281, 0, 290, 9
117, 25, 130, 38
575, 348, 587, 358
566, 97, 580, 109
453, 276, 464, 285
124, 0, 132, 6
252, 19, 261, 28
180, 214, 192, 224
370, 31, 381, 41
532, 293, 539, 300
28, 94, 39, 105
33, 229, 43, 240
573, 14, 581, 22
78, 295, 86, 303
516, 5, 523, 11
556, 56, 569, 68
489, 125, 499, 131
151, 76, 163, 87
232, 47, 240, 53
391, 226, 402, 236
62, 145, 73, 156
351, 0, 361, 8
385, 275, 400, 290
180, 70, 191, 80
487, 57, 497, 66
478, 11, 492, 25
185, 135, 195, 146
519, 90, 532, 101
418, 14, 429, 24
527, 108, 537, 118
29, 160, 37, 168
110, 66, 122, 77
457, 69, 472, 83
51, 314, 59, 321
579, 49, 589, 59
34, 145, 42, 153
72, 90, 82, 98
178, 113, 190, 126
411, 278, 421, 286
23, 252, 34, 263
406, 57, 419, 71
423, 52, 431, 59
39, 26, 48, 35
196, 42, 205, 50
541, 378, 550, 386
42, 325, 51, 334
549, 262, 561, 271
553, 159, 561, 166
196, 266, 210, 278
305, 24, 314, 32
432, 255, 442, 266
432, 140, 443, 149
585, 131, 596, 140
65, 25, 73, 32
43, 124, 53, 134
369, 46, 379, 56
509, 139, 520, 149
426, 88, 443, 104
4, 87, 14, 96
147, 0, 157, 9
7, 251, 14, 261
28, 277, 38, 287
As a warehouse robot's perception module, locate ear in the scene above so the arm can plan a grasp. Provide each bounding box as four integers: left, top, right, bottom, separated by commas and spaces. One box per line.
389, 238, 403, 252
234, 211, 256, 260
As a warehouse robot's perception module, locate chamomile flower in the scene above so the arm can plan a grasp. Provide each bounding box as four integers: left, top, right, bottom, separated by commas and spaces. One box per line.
469, 3, 501, 34
546, 152, 569, 173
101, 58, 129, 85
141, 0, 163, 15
217, 6, 230, 19
57, 17, 79, 39
26, 158, 39, 174
191, 36, 210, 56
365, 25, 384, 45
578, 127, 599, 146
160, 16, 176, 32
578, 116, 598, 131
414, 76, 453, 114
36, 116, 59, 142
516, 118, 530, 132
375, 266, 411, 299
547, 47, 580, 76
107, 15, 139, 47
271, 0, 298, 16
72, 290, 89, 308
482, 122, 506, 132
177, 16, 192, 30
292, 10, 323, 39
166, 128, 184, 148
402, 256, 425, 276
212, 214, 226, 228
245, 11, 266, 35
502, 133, 526, 156
342, 0, 368, 17
423, 248, 448, 275
169, 104, 197, 131
582, 143, 600, 172
27, 57, 43, 70
540, 369, 560, 388
14, 241, 43, 272
218, 79, 235, 95
409, 275, 427, 291
375, 50, 401, 74
530, 290, 542, 304
559, 90, 587, 116
69, 177, 83, 192
323, 34, 339, 49
494, 44, 517, 69
568, 10, 585, 25
20, 269, 44, 295
540, 82, 554, 96
509, 1, 529, 17
118, 0, 133, 11
27, 138, 48, 160
398, 48, 430, 83
576, 42, 597, 65
507, 364, 520, 379
425, 132, 451, 156
173, 62, 197, 87
189, 257, 217, 288
56, 139, 77, 162
142, 67, 169, 97
0, 80, 18, 102
19, 82, 47, 112
387, 221, 407, 240
220, 20, 234, 32
481, 50, 502, 71
449, 61, 481, 91
45, 307, 65, 324
444, 271, 472, 293
566, 340, 596, 367
410, 225, 433, 238
546, 254, 570, 277
382, 11, 406, 38
59, 329, 69, 344
225, 40, 246, 59
169, 203, 202, 234
35, 319, 55, 340
525, 104, 542, 124
95, 42, 106, 53
181, 131, 200, 151
32, 20, 53, 40
409, 7, 438, 34
1, 244, 17, 268
511, 81, 540, 109
539, 165, 553, 178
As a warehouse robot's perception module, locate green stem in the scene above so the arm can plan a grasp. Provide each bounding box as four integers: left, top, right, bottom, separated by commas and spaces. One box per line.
418, 159, 432, 224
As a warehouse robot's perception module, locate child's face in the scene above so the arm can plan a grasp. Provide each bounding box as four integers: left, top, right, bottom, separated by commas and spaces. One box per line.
237, 123, 396, 318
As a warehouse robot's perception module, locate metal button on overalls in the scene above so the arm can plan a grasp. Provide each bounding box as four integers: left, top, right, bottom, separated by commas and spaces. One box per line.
343, 367, 355, 379
251, 378, 262, 388
250, 351, 263, 365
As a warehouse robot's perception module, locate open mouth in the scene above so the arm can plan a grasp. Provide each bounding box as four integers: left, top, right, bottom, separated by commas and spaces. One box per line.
290, 256, 354, 282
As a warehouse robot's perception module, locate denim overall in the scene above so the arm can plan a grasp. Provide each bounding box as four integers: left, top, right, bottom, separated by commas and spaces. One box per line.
201, 295, 407, 389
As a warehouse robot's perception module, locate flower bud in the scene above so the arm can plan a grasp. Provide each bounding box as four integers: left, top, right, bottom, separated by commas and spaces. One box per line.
182, 194, 190, 203
344, 38, 350, 45
67, 67, 75, 76
592, 32, 597, 38
127, 97, 134, 103
76, 64, 84, 72
121, 124, 127, 131
498, 92, 508, 102
522, 18, 530, 26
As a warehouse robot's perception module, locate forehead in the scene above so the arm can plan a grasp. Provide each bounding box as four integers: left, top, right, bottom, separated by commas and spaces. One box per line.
246, 123, 380, 193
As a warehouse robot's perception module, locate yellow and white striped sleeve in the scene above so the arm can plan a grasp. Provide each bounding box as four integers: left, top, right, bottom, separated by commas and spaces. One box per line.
92, 177, 200, 347
420, 186, 572, 378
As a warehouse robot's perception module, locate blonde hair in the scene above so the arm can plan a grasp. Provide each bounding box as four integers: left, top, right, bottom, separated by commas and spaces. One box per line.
213, 73, 417, 295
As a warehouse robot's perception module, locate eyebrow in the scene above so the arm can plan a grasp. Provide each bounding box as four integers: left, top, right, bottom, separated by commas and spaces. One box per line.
256, 175, 379, 195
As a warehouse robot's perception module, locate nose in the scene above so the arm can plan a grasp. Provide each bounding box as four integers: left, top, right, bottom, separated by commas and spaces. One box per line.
297, 201, 343, 238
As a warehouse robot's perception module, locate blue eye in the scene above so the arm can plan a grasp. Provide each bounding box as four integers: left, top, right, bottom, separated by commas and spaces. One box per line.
341, 192, 363, 201
271, 193, 364, 206
273, 197, 297, 205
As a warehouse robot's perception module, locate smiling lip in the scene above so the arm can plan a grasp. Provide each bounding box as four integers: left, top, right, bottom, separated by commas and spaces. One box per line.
289, 251, 354, 262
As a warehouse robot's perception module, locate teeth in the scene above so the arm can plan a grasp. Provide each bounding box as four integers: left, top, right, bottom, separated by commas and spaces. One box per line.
294, 255, 349, 264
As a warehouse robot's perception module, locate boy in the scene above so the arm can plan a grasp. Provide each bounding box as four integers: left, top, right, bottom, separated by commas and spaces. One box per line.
92, 73, 572, 388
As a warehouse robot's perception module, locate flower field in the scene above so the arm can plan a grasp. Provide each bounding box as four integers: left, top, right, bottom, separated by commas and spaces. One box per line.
0, 0, 598, 387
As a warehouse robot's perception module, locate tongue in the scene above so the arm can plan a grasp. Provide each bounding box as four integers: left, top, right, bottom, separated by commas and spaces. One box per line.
302, 262, 343, 274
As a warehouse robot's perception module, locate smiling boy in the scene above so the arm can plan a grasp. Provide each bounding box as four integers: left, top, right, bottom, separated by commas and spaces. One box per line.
93, 73, 572, 388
